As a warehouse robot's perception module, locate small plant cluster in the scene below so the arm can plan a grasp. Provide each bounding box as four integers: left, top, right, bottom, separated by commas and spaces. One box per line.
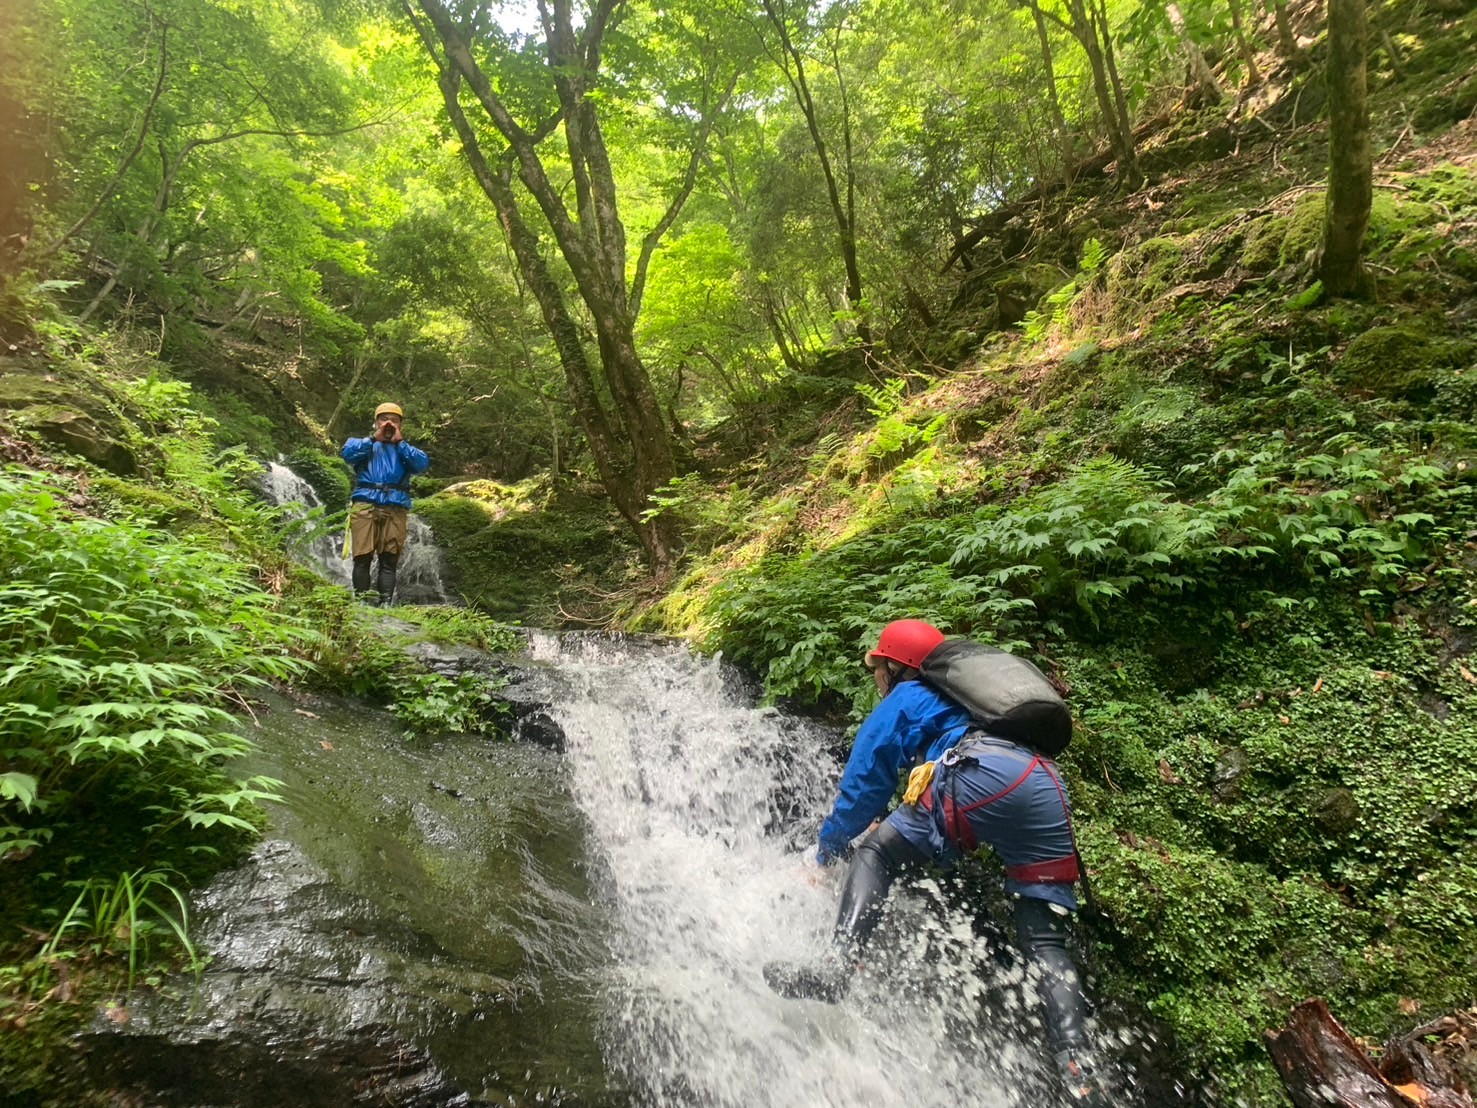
390, 670, 510, 740
0, 469, 310, 989
1022, 237, 1109, 343
285, 586, 516, 739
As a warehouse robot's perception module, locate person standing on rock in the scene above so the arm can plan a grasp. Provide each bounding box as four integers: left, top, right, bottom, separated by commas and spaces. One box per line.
340, 402, 429, 606
765, 619, 1108, 1108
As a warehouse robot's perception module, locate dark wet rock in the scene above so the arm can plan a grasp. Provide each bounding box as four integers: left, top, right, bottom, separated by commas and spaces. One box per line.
1314, 787, 1362, 835
80, 1022, 468, 1108
399, 638, 490, 678
512, 707, 566, 750
77, 840, 504, 1107
1211, 747, 1250, 802
1420, 691, 1453, 722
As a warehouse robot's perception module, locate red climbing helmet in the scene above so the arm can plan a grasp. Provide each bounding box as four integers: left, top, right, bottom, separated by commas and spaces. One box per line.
865, 619, 945, 670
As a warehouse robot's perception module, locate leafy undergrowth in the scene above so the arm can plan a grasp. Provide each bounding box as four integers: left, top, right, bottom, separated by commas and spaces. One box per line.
0, 468, 307, 1095
636, 113, 1477, 1104
0, 339, 524, 1089
414, 475, 649, 625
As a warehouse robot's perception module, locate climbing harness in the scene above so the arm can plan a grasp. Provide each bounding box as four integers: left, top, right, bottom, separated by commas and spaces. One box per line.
915, 738, 1082, 888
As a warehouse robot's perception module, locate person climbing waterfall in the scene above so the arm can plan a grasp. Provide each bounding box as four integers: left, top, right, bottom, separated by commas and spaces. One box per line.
765, 619, 1109, 1108
340, 402, 430, 606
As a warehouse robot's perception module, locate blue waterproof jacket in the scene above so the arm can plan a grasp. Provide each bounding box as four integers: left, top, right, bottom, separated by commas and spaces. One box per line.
341, 438, 430, 509
817, 680, 974, 862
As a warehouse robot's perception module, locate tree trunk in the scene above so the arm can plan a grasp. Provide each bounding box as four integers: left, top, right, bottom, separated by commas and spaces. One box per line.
1028, 1, 1075, 189
1062, 0, 1141, 189
1318, 0, 1374, 298
409, 0, 697, 564
1227, 0, 1264, 87
1268, 0, 1302, 63
1166, 2, 1226, 104
1266, 1000, 1414, 1108
758, 0, 869, 342
1093, 0, 1141, 183
1266, 999, 1474, 1108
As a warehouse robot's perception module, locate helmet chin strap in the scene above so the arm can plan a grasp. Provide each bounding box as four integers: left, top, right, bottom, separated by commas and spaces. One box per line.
880, 660, 918, 692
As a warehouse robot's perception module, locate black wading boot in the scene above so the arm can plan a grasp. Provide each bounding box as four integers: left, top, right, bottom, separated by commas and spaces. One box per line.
376, 551, 399, 608
762, 951, 854, 1002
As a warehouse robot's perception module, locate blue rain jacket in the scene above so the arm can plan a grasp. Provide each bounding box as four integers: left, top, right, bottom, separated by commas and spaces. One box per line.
817, 680, 974, 862
341, 437, 430, 509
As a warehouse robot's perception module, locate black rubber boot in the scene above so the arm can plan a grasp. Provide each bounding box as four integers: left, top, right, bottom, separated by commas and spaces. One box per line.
762, 952, 852, 1002
765, 824, 927, 1003
352, 554, 375, 600
1014, 897, 1107, 1105
834, 821, 928, 950
376, 551, 399, 607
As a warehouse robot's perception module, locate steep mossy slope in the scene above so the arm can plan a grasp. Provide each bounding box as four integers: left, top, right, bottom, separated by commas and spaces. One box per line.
633, 18, 1477, 1100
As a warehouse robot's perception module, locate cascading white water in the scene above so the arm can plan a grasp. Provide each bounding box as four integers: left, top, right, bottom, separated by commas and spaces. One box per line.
258, 461, 453, 604
529, 633, 1058, 1108
260, 462, 352, 587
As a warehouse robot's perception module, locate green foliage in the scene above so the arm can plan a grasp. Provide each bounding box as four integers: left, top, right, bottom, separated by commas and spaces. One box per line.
1022, 239, 1109, 342
378, 605, 523, 654
285, 448, 352, 513
642, 473, 756, 554
0, 469, 307, 928
33, 869, 203, 996
391, 671, 508, 741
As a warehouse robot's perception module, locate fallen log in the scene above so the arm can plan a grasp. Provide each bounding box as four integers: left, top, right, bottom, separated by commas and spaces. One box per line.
1265, 999, 1473, 1108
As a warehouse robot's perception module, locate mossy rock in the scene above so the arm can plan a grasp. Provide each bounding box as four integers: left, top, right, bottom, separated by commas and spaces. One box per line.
15, 404, 137, 475
1333, 323, 1471, 397
1104, 237, 1187, 304
1280, 192, 1327, 268
90, 474, 195, 525
0, 359, 142, 474
416, 485, 629, 622
286, 447, 352, 513
1241, 214, 1289, 273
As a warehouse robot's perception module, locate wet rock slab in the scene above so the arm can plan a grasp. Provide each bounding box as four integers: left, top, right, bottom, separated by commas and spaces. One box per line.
78, 840, 493, 1107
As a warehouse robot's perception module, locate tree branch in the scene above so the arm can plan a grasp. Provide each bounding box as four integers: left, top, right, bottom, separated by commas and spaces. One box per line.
43, 13, 168, 259
629, 69, 739, 320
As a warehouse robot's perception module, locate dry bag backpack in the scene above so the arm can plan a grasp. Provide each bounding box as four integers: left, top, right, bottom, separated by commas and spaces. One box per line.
919, 640, 1073, 757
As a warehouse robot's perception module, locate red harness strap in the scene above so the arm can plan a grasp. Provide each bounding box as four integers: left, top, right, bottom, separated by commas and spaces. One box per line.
1005, 856, 1080, 883
921, 750, 1080, 883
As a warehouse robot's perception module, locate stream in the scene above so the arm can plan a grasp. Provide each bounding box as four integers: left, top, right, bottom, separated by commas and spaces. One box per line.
76, 633, 1137, 1107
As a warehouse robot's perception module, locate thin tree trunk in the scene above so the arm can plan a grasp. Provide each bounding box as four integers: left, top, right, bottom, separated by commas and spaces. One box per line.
1093, 0, 1141, 180
327, 350, 370, 440
1166, 2, 1226, 104
757, 0, 869, 342
1319, 0, 1373, 298
1227, 0, 1264, 87
1028, 1, 1075, 189
1268, 0, 1301, 63
1057, 0, 1141, 189
43, 18, 168, 260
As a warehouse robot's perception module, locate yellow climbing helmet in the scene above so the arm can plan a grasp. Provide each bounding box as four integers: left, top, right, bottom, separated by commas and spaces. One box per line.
374, 402, 404, 419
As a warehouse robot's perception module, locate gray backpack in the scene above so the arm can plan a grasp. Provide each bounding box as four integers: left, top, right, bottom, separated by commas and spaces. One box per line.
919, 641, 1073, 757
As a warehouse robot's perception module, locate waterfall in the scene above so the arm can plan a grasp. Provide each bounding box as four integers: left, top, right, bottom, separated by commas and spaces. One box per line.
527, 633, 1056, 1108
259, 461, 453, 604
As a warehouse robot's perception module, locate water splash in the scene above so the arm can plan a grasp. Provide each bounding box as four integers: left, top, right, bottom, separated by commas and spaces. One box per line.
258, 461, 452, 604
528, 633, 1056, 1108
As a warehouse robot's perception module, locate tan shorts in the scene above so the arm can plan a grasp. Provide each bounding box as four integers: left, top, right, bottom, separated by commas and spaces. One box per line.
349, 503, 409, 557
